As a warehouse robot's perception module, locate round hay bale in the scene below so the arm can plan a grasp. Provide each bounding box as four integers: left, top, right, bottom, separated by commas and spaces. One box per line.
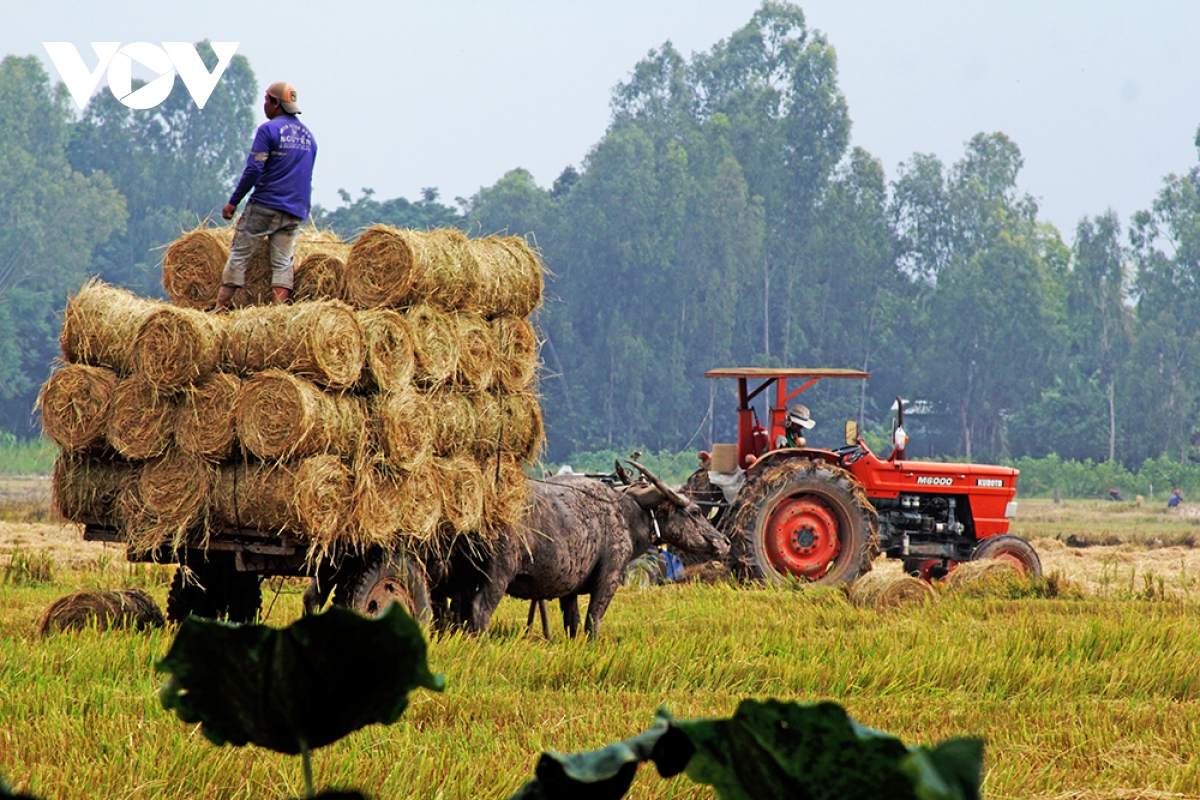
428, 390, 479, 457
407, 304, 458, 388
849, 571, 935, 610
468, 235, 544, 317
38, 588, 165, 635
944, 558, 1026, 594
236, 370, 366, 461
480, 454, 527, 530
139, 449, 212, 529
394, 467, 442, 545
433, 454, 485, 535
132, 305, 223, 389
357, 309, 415, 391
60, 280, 162, 371
499, 391, 545, 462
413, 227, 480, 311
454, 313, 496, 391
161, 226, 235, 309
491, 315, 539, 392
682, 560, 733, 584
52, 453, 134, 522
294, 230, 350, 303
470, 392, 505, 459
175, 372, 241, 460
347, 458, 406, 549
373, 389, 434, 472
344, 224, 418, 308
222, 300, 365, 389
39, 364, 117, 451
106, 374, 176, 460
213, 455, 352, 541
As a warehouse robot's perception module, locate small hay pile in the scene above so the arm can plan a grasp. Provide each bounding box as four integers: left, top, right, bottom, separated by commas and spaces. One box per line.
944, 558, 1026, 595
46, 220, 545, 560
38, 589, 165, 635
849, 571, 936, 610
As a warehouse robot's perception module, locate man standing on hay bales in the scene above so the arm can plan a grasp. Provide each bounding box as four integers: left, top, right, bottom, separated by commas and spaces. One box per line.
214, 81, 317, 311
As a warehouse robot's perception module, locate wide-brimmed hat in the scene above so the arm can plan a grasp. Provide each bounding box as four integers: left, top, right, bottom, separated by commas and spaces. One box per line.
267, 81, 301, 114
787, 404, 815, 429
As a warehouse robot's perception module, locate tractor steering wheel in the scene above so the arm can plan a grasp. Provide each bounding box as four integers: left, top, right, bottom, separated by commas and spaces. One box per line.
830, 443, 865, 464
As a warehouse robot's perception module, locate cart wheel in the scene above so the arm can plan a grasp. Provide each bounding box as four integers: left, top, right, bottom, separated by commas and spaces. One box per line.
166, 552, 261, 623
742, 460, 878, 586
971, 534, 1042, 578
333, 550, 431, 622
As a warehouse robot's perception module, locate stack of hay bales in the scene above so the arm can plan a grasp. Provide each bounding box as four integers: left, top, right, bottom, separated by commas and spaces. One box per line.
44, 224, 543, 560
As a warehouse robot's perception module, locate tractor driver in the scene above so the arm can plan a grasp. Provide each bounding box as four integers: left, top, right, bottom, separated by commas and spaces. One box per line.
774, 404, 815, 449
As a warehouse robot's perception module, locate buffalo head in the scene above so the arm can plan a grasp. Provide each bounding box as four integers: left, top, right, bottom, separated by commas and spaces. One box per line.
624, 460, 729, 559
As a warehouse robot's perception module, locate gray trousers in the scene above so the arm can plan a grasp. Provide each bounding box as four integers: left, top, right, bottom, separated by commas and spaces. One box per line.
220, 202, 301, 290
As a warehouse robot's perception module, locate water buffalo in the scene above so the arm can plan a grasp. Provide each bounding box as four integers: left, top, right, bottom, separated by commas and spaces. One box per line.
445, 461, 729, 638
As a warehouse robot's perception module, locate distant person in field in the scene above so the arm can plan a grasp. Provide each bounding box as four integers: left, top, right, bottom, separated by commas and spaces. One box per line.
213, 81, 317, 311
774, 404, 815, 449
1168, 488, 1183, 508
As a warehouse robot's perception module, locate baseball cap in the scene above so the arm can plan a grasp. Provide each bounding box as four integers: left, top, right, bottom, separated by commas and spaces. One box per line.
267, 81, 301, 114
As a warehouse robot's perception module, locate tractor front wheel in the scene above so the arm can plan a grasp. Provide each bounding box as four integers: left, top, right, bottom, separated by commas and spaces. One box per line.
743, 461, 877, 586
333, 550, 432, 622
970, 534, 1042, 577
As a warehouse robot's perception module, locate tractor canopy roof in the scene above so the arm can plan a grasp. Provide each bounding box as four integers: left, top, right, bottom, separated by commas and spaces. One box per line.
704, 368, 870, 381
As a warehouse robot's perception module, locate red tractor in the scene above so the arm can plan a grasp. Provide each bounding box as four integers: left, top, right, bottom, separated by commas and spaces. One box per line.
697, 368, 1040, 584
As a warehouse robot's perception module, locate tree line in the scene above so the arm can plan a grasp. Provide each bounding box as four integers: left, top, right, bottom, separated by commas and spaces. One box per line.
2, 4, 1199, 470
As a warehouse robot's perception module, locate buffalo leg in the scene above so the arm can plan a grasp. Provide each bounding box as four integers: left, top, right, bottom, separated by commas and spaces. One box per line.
583, 572, 623, 640
561, 594, 582, 638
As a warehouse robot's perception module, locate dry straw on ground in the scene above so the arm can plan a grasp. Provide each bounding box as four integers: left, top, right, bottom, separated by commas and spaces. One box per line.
161, 226, 235, 309
212, 455, 352, 543
491, 315, 539, 392
468, 235, 544, 317
372, 389, 434, 472
175, 372, 241, 460
60, 280, 161, 372
38, 588, 165, 635
39, 364, 117, 451
454, 313, 496, 391
849, 570, 936, 609
222, 300, 365, 388
408, 304, 458, 387
105, 374, 176, 460
52, 453, 133, 522
357, 309, 416, 391
132, 305, 223, 389
944, 558, 1026, 594
236, 370, 366, 461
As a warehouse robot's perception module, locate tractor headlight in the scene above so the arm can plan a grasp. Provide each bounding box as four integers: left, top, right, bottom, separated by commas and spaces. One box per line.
1005, 501, 1018, 518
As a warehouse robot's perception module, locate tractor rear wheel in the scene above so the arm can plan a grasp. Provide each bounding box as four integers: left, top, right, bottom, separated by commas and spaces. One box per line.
739, 460, 877, 586
333, 550, 431, 622
970, 534, 1042, 577
166, 551, 261, 623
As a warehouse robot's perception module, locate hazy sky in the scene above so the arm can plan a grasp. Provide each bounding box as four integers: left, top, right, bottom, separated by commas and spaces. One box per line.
5, 1, 1200, 239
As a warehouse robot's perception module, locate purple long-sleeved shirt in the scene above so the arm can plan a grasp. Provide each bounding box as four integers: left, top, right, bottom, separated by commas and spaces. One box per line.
229, 115, 317, 220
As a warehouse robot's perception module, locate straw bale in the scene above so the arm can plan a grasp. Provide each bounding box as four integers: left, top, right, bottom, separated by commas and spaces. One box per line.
944, 558, 1025, 594
116, 480, 195, 556
139, 449, 212, 529
433, 454, 485, 535
373, 389, 434, 472
428, 390, 479, 456
491, 315, 539, 392
38, 589, 165, 635
222, 300, 365, 388
60, 280, 162, 371
52, 452, 134, 522
407, 304, 458, 387
39, 364, 117, 451
213, 455, 352, 541
394, 467, 442, 545
175, 372, 241, 460
479, 454, 528, 530
162, 226, 235, 309
347, 458, 407, 549
294, 233, 350, 303
454, 313, 496, 391
849, 571, 935, 610
132, 305, 223, 389
499, 391, 545, 462
106, 374, 176, 460
357, 309, 416, 392
344, 225, 479, 310
468, 235, 544, 317
470, 392, 505, 459
236, 370, 366, 461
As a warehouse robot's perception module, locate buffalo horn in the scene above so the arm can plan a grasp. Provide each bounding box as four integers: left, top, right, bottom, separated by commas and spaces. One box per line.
613, 460, 633, 486
625, 460, 690, 508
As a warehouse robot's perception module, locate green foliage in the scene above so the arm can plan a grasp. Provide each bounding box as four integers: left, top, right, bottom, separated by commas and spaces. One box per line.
508, 700, 982, 800
0, 437, 55, 475
547, 448, 699, 487
0, 774, 40, 800
157, 603, 444, 755
2, 549, 53, 586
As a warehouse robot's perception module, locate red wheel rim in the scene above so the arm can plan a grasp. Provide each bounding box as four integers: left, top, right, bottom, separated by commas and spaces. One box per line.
986, 549, 1030, 574
764, 495, 842, 579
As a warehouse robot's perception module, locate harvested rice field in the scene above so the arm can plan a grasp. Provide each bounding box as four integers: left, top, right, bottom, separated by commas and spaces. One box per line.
3, 498, 1200, 798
